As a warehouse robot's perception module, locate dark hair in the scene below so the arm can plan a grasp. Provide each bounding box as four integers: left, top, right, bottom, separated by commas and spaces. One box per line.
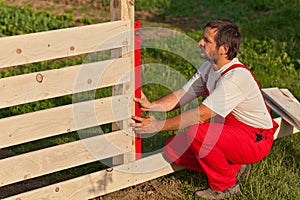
204, 19, 242, 60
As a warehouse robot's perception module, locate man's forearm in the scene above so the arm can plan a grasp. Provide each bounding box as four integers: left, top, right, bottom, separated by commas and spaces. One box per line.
160, 104, 216, 131
151, 92, 180, 112
130, 104, 216, 134
152, 89, 196, 112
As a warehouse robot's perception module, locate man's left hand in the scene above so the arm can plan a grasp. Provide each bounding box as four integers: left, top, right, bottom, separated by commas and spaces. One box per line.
130, 115, 164, 134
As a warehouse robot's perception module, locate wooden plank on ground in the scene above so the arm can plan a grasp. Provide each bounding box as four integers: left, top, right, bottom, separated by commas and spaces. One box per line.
0, 57, 131, 109
279, 89, 299, 103
0, 130, 133, 187
0, 95, 131, 148
262, 88, 300, 130
0, 20, 131, 69
273, 117, 299, 139
4, 153, 183, 200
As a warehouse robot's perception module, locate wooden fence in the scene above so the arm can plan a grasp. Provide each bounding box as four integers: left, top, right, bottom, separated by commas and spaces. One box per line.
0, 0, 142, 199
0, 0, 299, 199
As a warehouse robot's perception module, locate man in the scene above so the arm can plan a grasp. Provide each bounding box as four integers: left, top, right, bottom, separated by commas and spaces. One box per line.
131, 19, 278, 199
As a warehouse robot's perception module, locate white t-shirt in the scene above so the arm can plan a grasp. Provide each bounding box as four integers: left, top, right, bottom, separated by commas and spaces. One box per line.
183, 58, 273, 129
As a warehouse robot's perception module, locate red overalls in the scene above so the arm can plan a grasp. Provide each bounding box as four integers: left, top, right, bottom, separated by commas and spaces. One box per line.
164, 64, 279, 191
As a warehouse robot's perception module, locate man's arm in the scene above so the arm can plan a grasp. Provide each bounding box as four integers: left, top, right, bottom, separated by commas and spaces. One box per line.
135, 88, 197, 112
131, 104, 216, 134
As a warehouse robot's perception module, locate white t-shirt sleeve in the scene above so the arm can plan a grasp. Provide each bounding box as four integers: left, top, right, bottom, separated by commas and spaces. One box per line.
182, 62, 212, 97
182, 70, 207, 97
203, 76, 245, 117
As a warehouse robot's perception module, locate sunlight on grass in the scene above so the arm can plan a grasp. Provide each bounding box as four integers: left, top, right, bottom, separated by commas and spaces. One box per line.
0, 0, 299, 199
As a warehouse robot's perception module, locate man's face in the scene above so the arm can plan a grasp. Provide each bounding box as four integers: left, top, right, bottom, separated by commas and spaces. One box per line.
198, 27, 219, 64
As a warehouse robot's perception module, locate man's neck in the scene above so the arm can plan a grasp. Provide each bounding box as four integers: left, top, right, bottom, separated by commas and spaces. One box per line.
214, 59, 232, 70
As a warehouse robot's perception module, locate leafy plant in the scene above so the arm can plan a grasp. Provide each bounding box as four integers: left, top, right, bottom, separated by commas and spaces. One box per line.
239, 39, 299, 98
0, 3, 74, 35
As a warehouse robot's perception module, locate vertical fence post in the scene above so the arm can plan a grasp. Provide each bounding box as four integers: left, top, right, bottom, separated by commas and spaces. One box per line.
134, 19, 142, 159
110, 0, 135, 164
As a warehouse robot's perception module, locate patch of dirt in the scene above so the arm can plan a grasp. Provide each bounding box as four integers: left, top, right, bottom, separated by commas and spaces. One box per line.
2, 0, 202, 31
1, 0, 111, 24
0, 0, 191, 199
0, 175, 183, 200
95, 178, 183, 200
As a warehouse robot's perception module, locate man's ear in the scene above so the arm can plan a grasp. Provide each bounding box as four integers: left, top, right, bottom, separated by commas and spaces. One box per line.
220, 44, 229, 56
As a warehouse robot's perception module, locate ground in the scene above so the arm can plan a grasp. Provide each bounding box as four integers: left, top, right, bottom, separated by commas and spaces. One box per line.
0, 0, 186, 199
1, 0, 201, 30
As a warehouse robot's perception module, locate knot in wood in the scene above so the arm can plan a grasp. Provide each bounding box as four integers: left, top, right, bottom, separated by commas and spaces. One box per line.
129, 0, 134, 6
55, 187, 60, 192
36, 73, 44, 83
16, 48, 22, 54
87, 79, 92, 84
106, 168, 113, 172
70, 46, 75, 51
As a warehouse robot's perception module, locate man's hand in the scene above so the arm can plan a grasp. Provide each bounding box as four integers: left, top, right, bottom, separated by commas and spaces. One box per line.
130, 115, 164, 134
134, 91, 166, 112
134, 91, 152, 111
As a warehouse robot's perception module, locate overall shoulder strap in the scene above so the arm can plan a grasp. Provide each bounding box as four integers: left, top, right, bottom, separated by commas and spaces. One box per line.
220, 64, 261, 89
221, 63, 278, 131
222, 64, 248, 76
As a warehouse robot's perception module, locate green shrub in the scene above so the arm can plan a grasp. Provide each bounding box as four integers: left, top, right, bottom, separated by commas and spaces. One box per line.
135, 0, 171, 11
0, 3, 74, 35
239, 39, 300, 99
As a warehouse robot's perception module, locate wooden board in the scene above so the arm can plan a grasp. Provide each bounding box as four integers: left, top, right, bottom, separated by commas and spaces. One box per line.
0, 130, 133, 187
0, 58, 131, 109
0, 1, 137, 199
3, 117, 298, 199
4, 153, 183, 200
110, 0, 136, 165
262, 88, 300, 130
0, 95, 131, 148
0, 20, 130, 69
273, 117, 299, 139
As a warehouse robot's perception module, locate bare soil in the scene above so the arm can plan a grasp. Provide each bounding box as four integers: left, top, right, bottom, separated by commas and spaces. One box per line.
2, 0, 111, 23
2, 0, 201, 30
0, 0, 187, 199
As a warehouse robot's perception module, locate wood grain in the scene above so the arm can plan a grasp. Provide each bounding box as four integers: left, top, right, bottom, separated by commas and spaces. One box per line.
4, 152, 183, 200
0, 58, 131, 109
0, 130, 133, 187
0, 95, 131, 148
0, 20, 130, 69
263, 87, 300, 129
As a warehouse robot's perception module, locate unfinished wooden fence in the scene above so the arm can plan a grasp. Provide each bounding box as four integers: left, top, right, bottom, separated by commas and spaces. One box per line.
0, 0, 143, 199
0, 0, 299, 199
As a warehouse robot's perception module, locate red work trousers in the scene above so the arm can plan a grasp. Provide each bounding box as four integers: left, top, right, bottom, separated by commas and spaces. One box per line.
164, 114, 277, 191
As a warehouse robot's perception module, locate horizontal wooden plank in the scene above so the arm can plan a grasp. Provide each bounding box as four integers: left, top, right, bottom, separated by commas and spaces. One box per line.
273, 117, 299, 139
0, 57, 131, 109
0, 95, 132, 148
0, 20, 131, 69
2, 117, 298, 199
266, 97, 300, 131
4, 153, 183, 200
279, 88, 299, 103
262, 88, 300, 129
0, 130, 134, 187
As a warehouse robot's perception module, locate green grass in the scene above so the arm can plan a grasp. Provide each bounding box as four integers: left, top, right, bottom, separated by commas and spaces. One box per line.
0, 0, 299, 199
137, 0, 300, 199
167, 133, 300, 200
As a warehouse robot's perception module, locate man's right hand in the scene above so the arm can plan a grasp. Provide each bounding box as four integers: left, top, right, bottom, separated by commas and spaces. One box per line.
134, 91, 166, 112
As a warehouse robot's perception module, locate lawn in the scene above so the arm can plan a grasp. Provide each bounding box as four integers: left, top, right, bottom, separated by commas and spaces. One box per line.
137, 0, 300, 199
0, 0, 299, 199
